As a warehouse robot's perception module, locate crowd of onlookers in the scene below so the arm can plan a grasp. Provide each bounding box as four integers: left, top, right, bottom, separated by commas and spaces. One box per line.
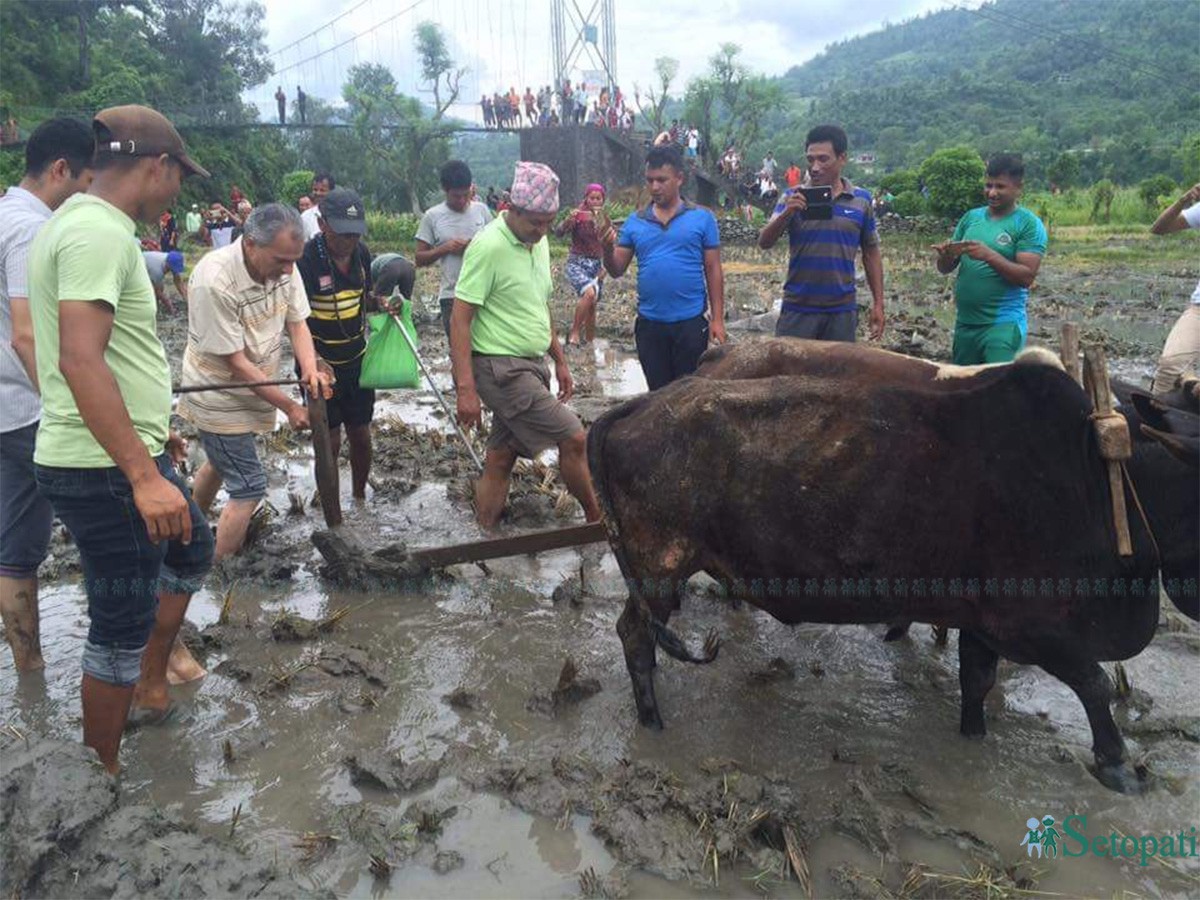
480, 81, 635, 131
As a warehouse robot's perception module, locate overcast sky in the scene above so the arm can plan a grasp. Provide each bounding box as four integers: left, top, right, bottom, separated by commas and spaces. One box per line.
248, 0, 959, 122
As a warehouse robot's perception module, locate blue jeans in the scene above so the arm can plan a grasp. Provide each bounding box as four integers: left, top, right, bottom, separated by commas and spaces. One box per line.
0, 421, 53, 578
36, 454, 212, 684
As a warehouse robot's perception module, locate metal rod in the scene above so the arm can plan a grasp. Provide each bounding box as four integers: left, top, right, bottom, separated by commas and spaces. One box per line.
173, 377, 301, 394
387, 293, 485, 473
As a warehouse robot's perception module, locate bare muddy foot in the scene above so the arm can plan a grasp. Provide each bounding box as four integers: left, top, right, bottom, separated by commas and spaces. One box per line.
167, 639, 207, 685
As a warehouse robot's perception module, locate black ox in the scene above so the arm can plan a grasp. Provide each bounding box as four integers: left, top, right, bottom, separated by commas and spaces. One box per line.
587, 341, 1198, 792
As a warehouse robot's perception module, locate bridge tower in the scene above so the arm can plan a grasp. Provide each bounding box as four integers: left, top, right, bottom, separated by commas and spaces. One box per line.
551, 0, 617, 92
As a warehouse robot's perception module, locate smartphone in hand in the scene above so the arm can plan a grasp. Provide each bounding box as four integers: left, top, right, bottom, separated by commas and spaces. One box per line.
800, 186, 833, 220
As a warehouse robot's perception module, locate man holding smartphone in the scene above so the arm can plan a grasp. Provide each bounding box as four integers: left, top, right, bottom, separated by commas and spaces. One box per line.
759, 125, 885, 343
933, 154, 1046, 365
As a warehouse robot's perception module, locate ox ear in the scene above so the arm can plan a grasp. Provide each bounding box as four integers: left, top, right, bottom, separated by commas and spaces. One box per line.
1141, 424, 1199, 469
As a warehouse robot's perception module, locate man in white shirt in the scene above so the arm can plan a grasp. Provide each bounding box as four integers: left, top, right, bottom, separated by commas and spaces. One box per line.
1149, 182, 1200, 394
180, 203, 330, 560
0, 117, 94, 672
300, 171, 334, 240
415, 160, 493, 338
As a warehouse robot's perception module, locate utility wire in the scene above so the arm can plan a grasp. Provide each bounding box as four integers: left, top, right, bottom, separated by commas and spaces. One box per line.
270, 0, 431, 79
267, 0, 374, 58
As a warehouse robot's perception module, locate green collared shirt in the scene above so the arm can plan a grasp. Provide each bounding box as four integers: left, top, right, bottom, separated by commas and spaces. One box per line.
455, 213, 552, 358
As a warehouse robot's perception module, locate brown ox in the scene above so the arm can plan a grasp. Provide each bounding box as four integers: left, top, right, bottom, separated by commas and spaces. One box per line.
587, 341, 1197, 792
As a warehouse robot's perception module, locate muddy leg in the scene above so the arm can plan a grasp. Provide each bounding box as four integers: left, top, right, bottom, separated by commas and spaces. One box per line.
1038, 654, 1144, 793
958, 629, 998, 738
616, 593, 662, 730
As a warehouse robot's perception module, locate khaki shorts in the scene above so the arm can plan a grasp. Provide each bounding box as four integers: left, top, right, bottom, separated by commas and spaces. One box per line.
472, 355, 582, 458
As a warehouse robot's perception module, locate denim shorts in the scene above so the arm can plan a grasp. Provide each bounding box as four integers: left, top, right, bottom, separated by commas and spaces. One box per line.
0, 421, 53, 577
198, 430, 267, 501
35, 454, 213, 657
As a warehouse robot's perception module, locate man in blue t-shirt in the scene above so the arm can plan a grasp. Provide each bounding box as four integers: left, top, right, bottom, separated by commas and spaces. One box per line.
601, 144, 725, 390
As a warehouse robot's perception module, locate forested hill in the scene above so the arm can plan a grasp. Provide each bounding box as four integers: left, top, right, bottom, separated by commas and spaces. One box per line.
774, 0, 1199, 182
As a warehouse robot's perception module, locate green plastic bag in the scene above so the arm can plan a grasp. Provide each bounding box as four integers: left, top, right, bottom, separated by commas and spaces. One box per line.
359, 303, 420, 389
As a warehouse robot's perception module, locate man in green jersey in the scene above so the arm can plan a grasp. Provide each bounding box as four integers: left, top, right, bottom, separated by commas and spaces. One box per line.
933, 154, 1047, 364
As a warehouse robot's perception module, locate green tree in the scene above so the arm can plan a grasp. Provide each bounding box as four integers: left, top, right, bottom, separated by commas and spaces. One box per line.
878, 169, 920, 195
634, 56, 679, 135
1090, 178, 1115, 223
280, 170, 315, 206
1138, 174, 1176, 208
1177, 134, 1200, 186
1046, 152, 1080, 189
918, 146, 985, 218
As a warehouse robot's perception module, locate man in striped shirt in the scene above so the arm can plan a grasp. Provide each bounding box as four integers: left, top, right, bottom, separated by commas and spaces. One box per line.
0, 117, 94, 672
759, 125, 885, 343
297, 188, 377, 499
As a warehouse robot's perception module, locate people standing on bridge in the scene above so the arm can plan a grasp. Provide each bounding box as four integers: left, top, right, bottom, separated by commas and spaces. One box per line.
28, 105, 215, 772
182, 203, 330, 561
523, 87, 537, 127
297, 86, 307, 125
481, 95, 494, 128
556, 183, 608, 347
0, 117, 94, 674
450, 161, 602, 528
415, 160, 493, 339
759, 125, 885, 343
933, 153, 1046, 364
1148, 182, 1200, 394
298, 187, 377, 500
301, 171, 334, 240
274, 86, 286, 125
561, 79, 574, 124
601, 144, 726, 390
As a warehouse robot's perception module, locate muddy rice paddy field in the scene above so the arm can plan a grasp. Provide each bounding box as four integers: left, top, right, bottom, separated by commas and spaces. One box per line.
2, 223, 1198, 899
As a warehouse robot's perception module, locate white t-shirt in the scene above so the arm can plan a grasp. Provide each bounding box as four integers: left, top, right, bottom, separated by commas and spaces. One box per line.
301, 205, 322, 241
1183, 201, 1200, 304
210, 222, 234, 249
416, 200, 494, 300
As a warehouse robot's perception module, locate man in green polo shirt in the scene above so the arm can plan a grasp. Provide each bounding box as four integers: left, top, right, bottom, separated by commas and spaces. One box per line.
29, 105, 213, 774
450, 162, 601, 528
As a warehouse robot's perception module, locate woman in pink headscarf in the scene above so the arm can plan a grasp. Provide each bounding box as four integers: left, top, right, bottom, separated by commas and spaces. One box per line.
555, 182, 608, 346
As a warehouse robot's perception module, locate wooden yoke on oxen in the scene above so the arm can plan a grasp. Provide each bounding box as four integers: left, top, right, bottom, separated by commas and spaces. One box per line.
1082, 345, 1133, 557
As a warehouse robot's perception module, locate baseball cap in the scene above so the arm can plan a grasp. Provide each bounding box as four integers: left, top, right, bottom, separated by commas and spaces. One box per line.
318, 188, 367, 235
165, 251, 185, 274
93, 105, 210, 178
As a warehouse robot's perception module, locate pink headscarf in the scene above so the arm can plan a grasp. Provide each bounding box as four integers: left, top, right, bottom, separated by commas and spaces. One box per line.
584, 183, 606, 199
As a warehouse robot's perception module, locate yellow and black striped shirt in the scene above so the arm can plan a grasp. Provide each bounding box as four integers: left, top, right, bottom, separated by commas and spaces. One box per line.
297, 238, 373, 367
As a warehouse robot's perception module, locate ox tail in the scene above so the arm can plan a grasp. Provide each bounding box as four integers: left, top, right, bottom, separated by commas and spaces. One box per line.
651, 620, 721, 665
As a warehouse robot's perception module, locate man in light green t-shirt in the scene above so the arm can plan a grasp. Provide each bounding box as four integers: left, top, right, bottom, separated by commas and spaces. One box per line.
449, 161, 600, 528
28, 105, 214, 774
933, 153, 1047, 364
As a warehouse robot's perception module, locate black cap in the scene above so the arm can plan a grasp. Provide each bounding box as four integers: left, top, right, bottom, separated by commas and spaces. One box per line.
318, 188, 367, 235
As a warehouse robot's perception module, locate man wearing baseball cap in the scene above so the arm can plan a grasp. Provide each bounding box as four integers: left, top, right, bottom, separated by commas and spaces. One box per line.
142, 247, 188, 314
28, 104, 213, 774
450, 161, 601, 528
297, 186, 381, 500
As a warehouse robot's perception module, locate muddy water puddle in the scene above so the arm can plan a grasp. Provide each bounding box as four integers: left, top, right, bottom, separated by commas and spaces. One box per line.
5, 323, 1200, 898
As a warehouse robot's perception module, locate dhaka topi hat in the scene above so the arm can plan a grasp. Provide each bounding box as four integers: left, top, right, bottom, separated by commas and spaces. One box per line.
510, 161, 559, 213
